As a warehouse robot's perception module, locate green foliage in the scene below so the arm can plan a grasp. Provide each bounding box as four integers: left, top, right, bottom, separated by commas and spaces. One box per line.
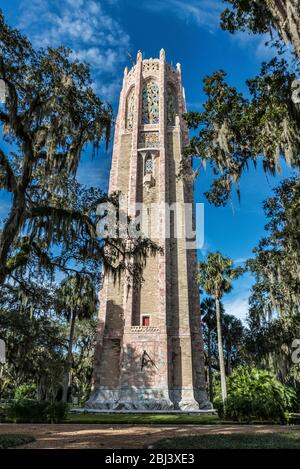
220, 0, 300, 58
0, 291, 66, 400
198, 252, 243, 299
0, 10, 160, 289
247, 176, 300, 319
47, 401, 69, 423
183, 59, 300, 206
214, 367, 296, 423
0, 434, 35, 448
243, 177, 300, 388
56, 274, 97, 322
71, 318, 97, 404
7, 400, 68, 423
0, 9, 113, 284
221, 1, 272, 36
201, 297, 246, 402
182, 1, 300, 207
0, 274, 98, 403
14, 383, 37, 400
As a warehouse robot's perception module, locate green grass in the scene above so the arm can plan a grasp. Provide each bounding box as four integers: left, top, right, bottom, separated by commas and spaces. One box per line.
65, 413, 221, 425
151, 433, 300, 449
65, 412, 298, 425
65, 412, 293, 425
0, 434, 35, 449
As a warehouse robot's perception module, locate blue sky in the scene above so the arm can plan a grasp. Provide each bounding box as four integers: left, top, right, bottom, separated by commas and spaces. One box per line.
0, 0, 293, 320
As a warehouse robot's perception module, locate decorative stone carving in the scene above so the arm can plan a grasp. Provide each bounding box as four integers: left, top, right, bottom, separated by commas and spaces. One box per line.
138, 149, 159, 190
116, 387, 174, 411
167, 85, 176, 126
126, 87, 135, 130
143, 60, 159, 74
130, 326, 160, 333
166, 63, 177, 81
143, 172, 155, 191
138, 131, 159, 148
142, 81, 159, 124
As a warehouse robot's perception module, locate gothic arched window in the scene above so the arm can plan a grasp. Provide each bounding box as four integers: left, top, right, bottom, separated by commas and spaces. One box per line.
142, 81, 159, 124
126, 87, 135, 130
167, 85, 176, 126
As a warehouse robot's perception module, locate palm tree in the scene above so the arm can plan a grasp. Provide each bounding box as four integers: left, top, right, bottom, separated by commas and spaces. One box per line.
201, 298, 216, 402
56, 275, 97, 403
201, 297, 225, 402
197, 252, 243, 404
222, 314, 245, 375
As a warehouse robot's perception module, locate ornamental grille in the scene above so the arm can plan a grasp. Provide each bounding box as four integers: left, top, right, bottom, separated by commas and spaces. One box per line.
142, 81, 159, 124
145, 158, 153, 173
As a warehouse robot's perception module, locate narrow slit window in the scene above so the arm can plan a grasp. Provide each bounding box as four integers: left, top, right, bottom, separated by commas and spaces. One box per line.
142, 316, 150, 326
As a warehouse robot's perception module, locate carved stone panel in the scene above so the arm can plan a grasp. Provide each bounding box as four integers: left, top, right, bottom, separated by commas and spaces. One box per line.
138, 131, 159, 148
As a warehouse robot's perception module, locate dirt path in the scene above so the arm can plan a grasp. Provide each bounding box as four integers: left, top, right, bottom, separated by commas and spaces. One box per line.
1, 424, 300, 449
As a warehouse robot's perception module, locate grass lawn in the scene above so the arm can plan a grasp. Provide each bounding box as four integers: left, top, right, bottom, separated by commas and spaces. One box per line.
151, 433, 300, 449
65, 413, 221, 425
0, 434, 35, 449
65, 412, 299, 425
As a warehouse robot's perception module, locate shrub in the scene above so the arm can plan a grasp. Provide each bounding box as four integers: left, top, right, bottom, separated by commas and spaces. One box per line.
0, 434, 35, 448
14, 383, 37, 400
7, 400, 68, 423
214, 367, 296, 423
47, 402, 68, 423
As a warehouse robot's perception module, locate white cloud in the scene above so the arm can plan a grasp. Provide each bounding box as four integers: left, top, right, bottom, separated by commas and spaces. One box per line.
223, 296, 249, 322
17, 0, 130, 101
142, 0, 278, 58
233, 257, 248, 265
233, 31, 275, 60
144, 0, 223, 33
200, 241, 210, 256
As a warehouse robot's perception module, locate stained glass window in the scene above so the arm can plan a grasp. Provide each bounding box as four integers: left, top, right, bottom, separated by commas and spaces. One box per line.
167, 85, 176, 126
126, 87, 135, 129
142, 81, 159, 124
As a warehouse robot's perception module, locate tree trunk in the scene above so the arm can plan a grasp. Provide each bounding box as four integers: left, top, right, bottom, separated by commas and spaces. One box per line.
207, 328, 214, 402
227, 349, 232, 375
62, 310, 76, 403
0, 191, 26, 284
215, 297, 227, 404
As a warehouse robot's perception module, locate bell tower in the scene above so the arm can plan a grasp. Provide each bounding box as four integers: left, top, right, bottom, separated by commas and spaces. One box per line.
88, 50, 211, 411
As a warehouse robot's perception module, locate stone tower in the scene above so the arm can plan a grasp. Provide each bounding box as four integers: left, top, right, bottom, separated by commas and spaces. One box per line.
88, 50, 211, 411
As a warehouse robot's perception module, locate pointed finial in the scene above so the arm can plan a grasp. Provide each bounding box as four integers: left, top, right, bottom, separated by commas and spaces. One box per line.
137, 50, 143, 62
176, 63, 181, 73
124, 66, 128, 77
160, 48, 166, 60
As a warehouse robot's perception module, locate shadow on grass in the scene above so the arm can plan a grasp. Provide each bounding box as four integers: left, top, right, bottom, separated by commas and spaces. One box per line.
0, 434, 35, 448
64, 413, 221, 425
150, 432, 300, 449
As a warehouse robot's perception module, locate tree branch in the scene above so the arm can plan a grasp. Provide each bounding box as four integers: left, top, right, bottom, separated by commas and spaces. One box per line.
0, 147, 17, 192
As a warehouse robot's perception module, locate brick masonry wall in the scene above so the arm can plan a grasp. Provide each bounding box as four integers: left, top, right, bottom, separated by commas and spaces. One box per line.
88, 51, 210, 410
